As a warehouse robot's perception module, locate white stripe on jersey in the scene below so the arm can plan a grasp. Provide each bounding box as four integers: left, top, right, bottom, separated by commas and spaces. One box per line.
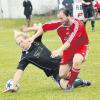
67, 19, 79, 43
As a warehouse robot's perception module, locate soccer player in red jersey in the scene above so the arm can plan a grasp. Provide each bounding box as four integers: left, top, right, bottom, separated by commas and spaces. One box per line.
21, 8, 89, 91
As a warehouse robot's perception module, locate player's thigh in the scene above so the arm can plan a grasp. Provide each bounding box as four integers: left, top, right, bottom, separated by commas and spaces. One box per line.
59, 64, 70, 78
73, 45, 89, 68
73, 53, 84, 69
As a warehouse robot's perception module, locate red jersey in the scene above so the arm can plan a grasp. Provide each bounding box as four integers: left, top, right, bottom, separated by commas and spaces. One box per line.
95, 2, 100, 9
42, 18, 89, 50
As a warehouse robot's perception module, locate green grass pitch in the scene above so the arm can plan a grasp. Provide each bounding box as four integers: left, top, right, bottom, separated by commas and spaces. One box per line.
0, 17, 100, 100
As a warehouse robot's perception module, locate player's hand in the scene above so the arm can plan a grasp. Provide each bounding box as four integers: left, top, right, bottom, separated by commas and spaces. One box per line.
28, 37, 34, 44
20, 25, 29, 32
51, 49, 62, 58
3, 88, 11, 93
3, 88, 16, 93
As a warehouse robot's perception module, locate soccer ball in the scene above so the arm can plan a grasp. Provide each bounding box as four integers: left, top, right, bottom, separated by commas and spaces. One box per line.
6, 79, 19, 91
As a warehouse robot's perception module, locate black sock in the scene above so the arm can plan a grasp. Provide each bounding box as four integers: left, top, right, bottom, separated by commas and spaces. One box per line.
83, 21, 87, 28
91, 20, 95, 28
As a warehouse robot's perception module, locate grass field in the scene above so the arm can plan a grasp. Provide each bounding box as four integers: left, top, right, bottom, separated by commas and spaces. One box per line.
0, 17, 100, 100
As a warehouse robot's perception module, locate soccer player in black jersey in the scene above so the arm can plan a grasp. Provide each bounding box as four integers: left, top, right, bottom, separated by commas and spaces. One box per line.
3, 31, 91, 93
82, 0, 95, 31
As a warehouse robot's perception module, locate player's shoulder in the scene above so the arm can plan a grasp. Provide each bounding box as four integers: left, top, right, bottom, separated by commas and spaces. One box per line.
73, 18, 83, 26
72, 18, 81, 23
44, 20, 61, 25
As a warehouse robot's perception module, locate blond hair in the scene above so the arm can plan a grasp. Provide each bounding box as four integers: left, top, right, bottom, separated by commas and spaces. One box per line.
14, 30, 30, 40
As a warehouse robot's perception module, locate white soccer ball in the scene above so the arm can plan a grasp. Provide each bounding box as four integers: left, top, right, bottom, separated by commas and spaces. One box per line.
6, 79, 19, 91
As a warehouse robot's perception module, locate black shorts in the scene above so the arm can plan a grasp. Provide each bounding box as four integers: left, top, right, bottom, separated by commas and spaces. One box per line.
97, 8, 100, 12
25, 14, 31, 19
82, 4, 94, 18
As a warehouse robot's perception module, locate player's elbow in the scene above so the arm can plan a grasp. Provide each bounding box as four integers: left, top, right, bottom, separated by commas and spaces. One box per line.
38, 26, 44, 34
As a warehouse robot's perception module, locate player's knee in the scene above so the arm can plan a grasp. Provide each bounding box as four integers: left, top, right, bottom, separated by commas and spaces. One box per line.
73, 54, 83, 68
59, 71, 66, 78
73, 61, 81, 69
59, 64, 70, 78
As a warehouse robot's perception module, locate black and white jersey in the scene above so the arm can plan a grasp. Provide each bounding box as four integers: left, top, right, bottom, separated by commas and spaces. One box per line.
17, 36, 61, 76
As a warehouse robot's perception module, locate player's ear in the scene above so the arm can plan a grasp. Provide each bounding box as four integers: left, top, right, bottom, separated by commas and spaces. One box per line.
14, 30, 20, 39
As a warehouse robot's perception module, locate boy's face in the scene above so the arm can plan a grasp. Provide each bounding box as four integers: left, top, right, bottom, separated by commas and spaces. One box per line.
16, 36, 30, 50
57, 11, 68, 23
57, 10, 70, 25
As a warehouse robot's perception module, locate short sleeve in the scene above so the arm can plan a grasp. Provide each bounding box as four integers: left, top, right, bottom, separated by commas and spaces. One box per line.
42, 21, 61, 32
17, 55, 29, 71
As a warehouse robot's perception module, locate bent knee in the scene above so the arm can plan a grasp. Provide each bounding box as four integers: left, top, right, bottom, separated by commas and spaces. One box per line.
59, 64, 70, 78
73, 54, 84, 68
59, 71, 67, 78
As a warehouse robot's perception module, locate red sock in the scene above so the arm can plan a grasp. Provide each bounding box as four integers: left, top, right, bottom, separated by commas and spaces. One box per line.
67, 67, 80, 87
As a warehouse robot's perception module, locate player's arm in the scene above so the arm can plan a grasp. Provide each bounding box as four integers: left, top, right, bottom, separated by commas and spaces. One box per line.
51, 41, 70, 58
3, 69, 24, 93
29, 1, 33, 11
81, 0, 86, 4
58, 41, 70, 55
23, 1, 25, 7
21, 25, 42, 32
30, 26, 43, 42
81, 0, 91, 5
3, 56, 29, 93
81, 0, 88, 4
21, 25, 44, 42
51, 21, 80, 58
62, 0, 68, 8
21, 21, 60, 42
